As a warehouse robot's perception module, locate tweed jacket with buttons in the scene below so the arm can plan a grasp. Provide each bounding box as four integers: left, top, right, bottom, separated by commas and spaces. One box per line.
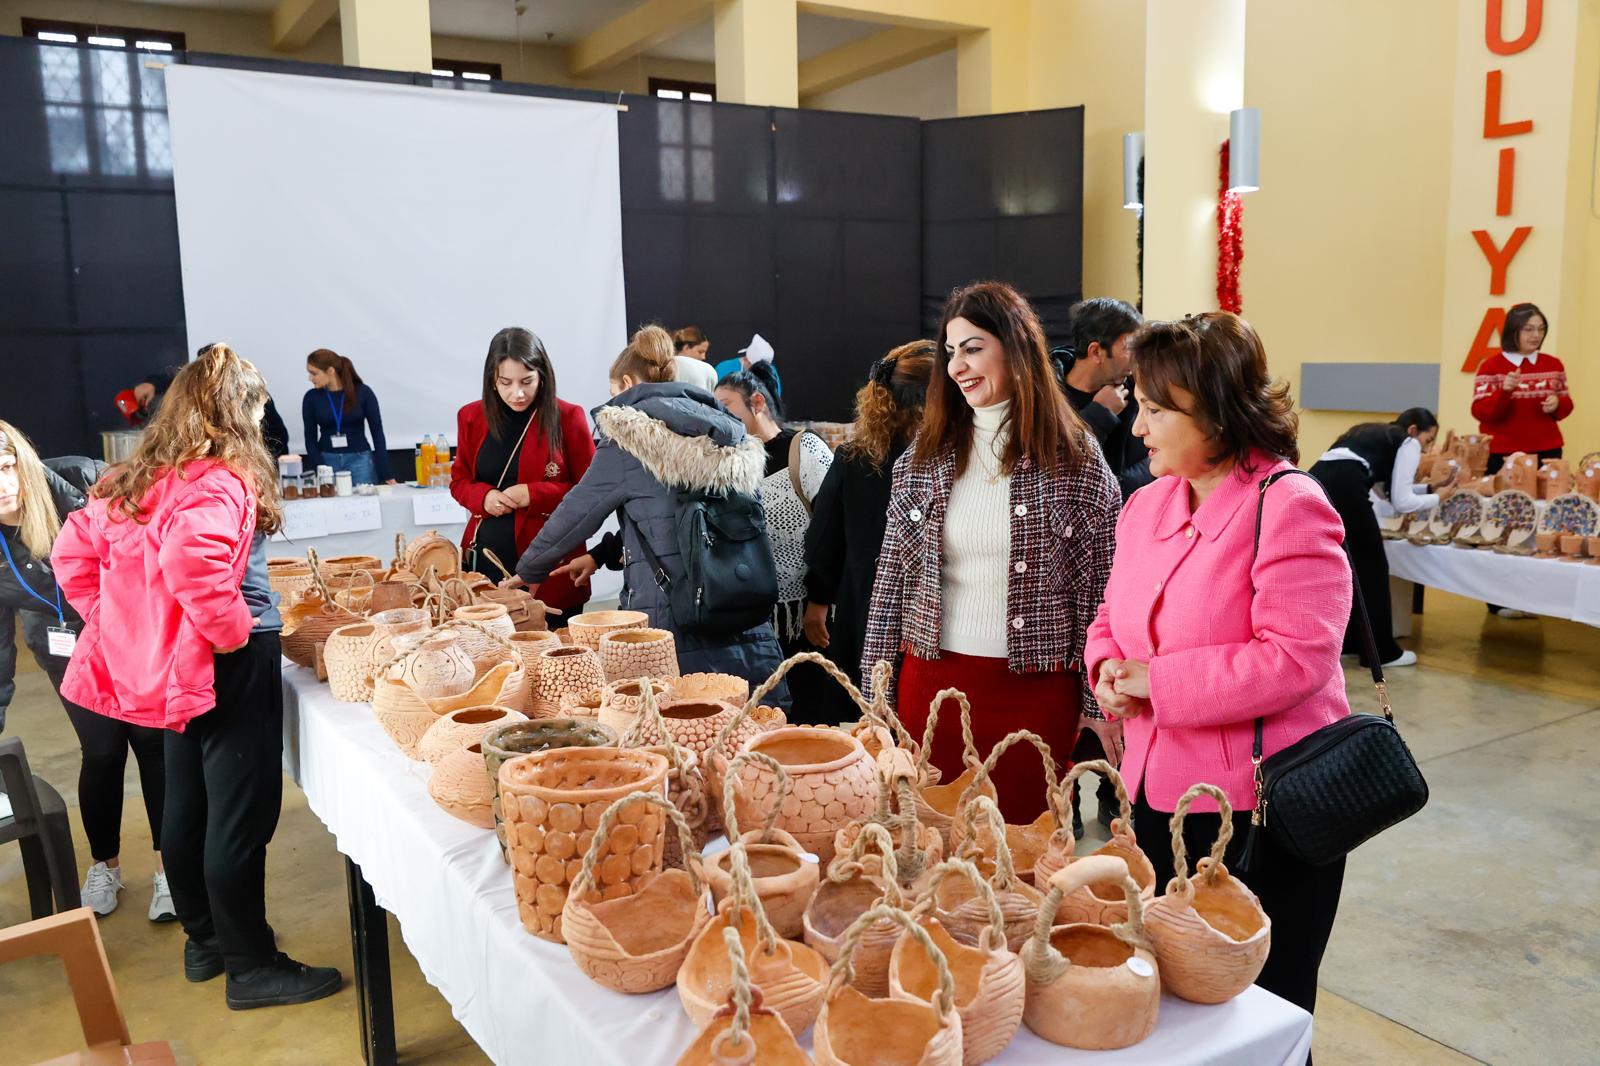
861, 430, 1120, 720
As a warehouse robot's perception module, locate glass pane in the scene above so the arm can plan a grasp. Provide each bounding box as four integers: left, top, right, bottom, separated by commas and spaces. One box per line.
98, 108, 138, 176
691, 148, 714, 203
92, 49, 132, 106
40, 45, 83, 104
140, 60, 167, 109
45, 104, 90, 174
656, 100, 683, 147
143, 112, 172, 176
689, 105, 713, 148
659, 146, 686, 202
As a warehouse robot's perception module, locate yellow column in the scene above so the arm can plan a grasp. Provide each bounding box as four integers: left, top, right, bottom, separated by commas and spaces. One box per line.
1140, 0, 1245, 317
339, 0, 432, 73
714, 0, 798, 107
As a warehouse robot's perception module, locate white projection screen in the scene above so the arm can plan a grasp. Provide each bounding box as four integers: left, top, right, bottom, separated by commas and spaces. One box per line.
164, 65, 627, 455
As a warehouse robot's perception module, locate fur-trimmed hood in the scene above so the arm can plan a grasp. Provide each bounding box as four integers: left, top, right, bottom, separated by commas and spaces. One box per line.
595, 383, 765, 496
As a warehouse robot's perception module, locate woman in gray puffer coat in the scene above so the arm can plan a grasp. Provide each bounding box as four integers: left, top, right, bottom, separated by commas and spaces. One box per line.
511, 326, 789, 704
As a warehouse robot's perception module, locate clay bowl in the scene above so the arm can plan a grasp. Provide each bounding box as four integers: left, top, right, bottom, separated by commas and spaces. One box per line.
957, 810, 1055, 888
677, 905, 829, 1036
731, 727, 877, 864
677, 1003, 810, 1065
703, 829, 819, 939
597, 627, 679, 683
566, 609, 649, 650
668, 672, 751, 706
1022, 923, 1159, 1050
932, 855, 1044, 954
417, 705, 527, 765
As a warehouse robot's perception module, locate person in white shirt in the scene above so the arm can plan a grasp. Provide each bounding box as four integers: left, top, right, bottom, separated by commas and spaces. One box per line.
1309, 409, 1452, 667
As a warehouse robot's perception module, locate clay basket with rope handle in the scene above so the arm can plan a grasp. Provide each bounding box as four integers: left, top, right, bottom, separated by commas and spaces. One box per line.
703, 751, 817, 940
907, 690, 996, 852
802, 822, 908, 998
935, 795, 1043, 954
675, 925, 810, 1065
947, 729, 1060, 887
1041, 760, 1156, 927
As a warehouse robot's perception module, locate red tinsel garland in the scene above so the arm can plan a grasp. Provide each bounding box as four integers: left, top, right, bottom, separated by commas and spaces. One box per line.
1217, 139, 1244, 313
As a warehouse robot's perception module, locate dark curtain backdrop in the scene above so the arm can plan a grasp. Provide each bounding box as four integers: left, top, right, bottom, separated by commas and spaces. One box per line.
0, 34, 1083, 454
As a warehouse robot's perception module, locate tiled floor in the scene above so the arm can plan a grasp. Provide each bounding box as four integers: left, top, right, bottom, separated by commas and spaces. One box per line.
2, 588, 1595, 1064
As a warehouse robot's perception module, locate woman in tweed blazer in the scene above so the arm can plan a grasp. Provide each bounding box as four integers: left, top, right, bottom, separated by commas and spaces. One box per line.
861, 282, 1121, 820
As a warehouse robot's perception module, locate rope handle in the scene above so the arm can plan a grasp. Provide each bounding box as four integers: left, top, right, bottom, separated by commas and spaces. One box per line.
1026, 854, 1149, 986
829, 903, 956, 1015
723, 842, 780, 956
1057, 759, 1134, 844
569, 790, 703, 900
1168, 782, 1233, 898
479, 546, 514, 583
866, 660, 918, 751
709, 925, 757, 1063
954, 794, 1018, 891
721, 751, 790, 843
957, 729, 1058, 826
303, 547, 359, 619
915, 688, 979, 775
370, 624, 470, 679
825, 822, 903, 907
712, 652, 876, 755
620, 676, 692, 778
912, 857, 1006, 951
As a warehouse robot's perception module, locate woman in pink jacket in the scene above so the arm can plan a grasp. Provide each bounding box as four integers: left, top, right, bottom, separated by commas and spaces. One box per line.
53, 345, 341, 1011
1085, 313, 1351, 1022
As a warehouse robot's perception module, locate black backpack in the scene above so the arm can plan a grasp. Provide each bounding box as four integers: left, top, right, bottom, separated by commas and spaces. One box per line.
634, 487, 779, 636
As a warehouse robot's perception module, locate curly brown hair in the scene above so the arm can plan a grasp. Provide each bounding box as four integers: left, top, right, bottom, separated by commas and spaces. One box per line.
1129, 312, 1299, 470
840, 340, 935, 470
94, 344, 283, 533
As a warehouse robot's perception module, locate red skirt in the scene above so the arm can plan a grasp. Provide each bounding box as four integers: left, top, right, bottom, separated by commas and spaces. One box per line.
897, 650, 1078, 824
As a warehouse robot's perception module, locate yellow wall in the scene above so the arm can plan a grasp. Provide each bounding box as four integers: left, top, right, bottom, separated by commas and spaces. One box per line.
1559, 0, 1600, 462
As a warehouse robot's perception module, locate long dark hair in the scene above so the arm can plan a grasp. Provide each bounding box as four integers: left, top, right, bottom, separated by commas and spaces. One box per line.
483, 327, 563, 453
717, 361, 784, 422
916, 280, 1088, 475
307, 348, 363, 414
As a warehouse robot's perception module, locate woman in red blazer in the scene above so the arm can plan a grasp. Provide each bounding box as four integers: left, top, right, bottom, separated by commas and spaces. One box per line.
450, 328, 595, 620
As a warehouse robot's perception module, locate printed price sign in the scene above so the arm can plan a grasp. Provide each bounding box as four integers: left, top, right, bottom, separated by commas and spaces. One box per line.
325, 496, 384, 535
412, 491, 469, 526
272, 500, 329, 542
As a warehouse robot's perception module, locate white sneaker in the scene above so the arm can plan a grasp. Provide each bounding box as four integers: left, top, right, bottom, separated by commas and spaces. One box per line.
149, 871, 176, 923
80, 862, 123, 916
1382, 650, 1418, 668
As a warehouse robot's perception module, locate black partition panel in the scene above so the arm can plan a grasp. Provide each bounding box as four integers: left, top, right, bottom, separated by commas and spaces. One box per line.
920, 107, 1085, 348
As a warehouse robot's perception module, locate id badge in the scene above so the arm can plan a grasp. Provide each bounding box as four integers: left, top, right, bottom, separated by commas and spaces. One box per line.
329, 434, 349, 448
46, 626, 77, 657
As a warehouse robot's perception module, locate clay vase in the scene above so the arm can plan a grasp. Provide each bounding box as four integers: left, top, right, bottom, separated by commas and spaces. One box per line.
935, 796, 1043, 954
599, 627, 679, 683
561, 791, 712, 994
803, 824, 907, 998
1144, 784, 1271, 1004
1040, 764, 1156, 928
325, 622, 383, 702
729, 728, 876, 865
528, 645, 605, 718
669, 672, 751, 707
428, 742, 497, 828
566, 609, 649, 650
636, 697, 760, 764
1020, 855, 1160, 1051
891, 860, 1025, 1066
812, 904, 964, 1066
947, 729, 1059, 886
559, 687, 604, 719
417, 705, 527, 765
267, 563, 315, 604
450, 601, 514, 649
615, 681, 712, 866
598, 677, 673, 738
907, 690, 996, 851
499, 747, 670, 943
481, 717, 618, 862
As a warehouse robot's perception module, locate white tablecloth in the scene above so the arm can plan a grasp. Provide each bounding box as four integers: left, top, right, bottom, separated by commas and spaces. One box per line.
281, 670, 1313, 1066
1385, 541, 1600, 627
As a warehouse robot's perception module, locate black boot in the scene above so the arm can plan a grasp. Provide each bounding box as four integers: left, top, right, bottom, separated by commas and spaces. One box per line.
1069, 783, 1085, 840
225, 954, 342, 1010
184, 937, 224, 983
1096, 776, 1119, 829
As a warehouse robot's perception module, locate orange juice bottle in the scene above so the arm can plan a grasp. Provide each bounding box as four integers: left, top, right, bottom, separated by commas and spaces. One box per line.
417, 436, 435, 483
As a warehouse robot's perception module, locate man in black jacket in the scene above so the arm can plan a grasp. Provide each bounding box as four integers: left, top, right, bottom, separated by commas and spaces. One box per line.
1060, 297, 1150, 500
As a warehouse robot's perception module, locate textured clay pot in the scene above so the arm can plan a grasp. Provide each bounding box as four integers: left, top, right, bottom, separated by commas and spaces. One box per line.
507, 630, 560, 690
372, 701, 437, 761
668, 672, 750, 707
481, 717, 618, 862
325, 622, 382, 702
528, 644, 605, 718
450, 604, 517, 666
417, 705, 528, 765
597, 678, 673, 738
390, 632, 477, 700
428, 742, 496, 828
498, 747, 670, 943
936, 797, 1043, 954
566, 609, 649, 650
803, 826, 905, 998
598, 627, 679, 683
559, 687, 604, 719
635, 697, 760, 765
730, 727, 877, 864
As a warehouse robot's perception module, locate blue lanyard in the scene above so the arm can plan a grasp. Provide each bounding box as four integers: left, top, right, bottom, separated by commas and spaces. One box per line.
0, 530, 64, 625
326, 390, 344, 437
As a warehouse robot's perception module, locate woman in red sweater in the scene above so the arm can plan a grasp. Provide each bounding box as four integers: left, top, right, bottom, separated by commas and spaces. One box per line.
450, 328, 595, 621
1471, 302, 1573, 472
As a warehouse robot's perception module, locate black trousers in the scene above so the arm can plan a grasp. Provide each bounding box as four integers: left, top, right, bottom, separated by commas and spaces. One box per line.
1309, 459, 1401, 665
162, 631, 283, 976
777, 616, 839, 726
1133, 791, 1344, 1020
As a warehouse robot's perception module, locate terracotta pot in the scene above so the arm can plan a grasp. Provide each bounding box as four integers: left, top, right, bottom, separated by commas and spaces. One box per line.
372, 700, 437, 760
730, 728, 876, 864
325, 622, 382, 702
1035, 759, 1135, 892
386, 632, 476, 700
428, 742, 496, 828
1535, 530, 1560, 555
417, 705, 528, 765
803, 824, 907, 997
1020, 855, 1160, 1051
1051, 828, 1156, 929
507, 630, 560, 694
669, 672, 750, 706
935, 796, 1043, 954
402, 530, 460, 580
561, 791, 712, 994
598, 677, 673, 738
567, 609, 649, 650
615, 681, 712, 866
676, 946, 810, 1065
1561, 533, 1585, 558
499, 747, 670, 943
813, 904, 963, 1066
599, 627, 679, 683
367, 606, 430, 660
281, 593, 361, 668
1144, 784, 1271, 1004
449, 603, 515, 657
1588, 535, 1600, 563
637, 697, 759, 763
366, 580, 416, 615
678, 849, 829, 1035
319, 553, 383, 575
947, 729, 1060, 886
905, 690, 996, 850
559, 686, 604, 719
370, 662, 520, 749
528, 645, 605, 718
891, 860, 1025, 1066
481, 718, 618, 862
267, 564, 315, 603
704, 830, 818, 941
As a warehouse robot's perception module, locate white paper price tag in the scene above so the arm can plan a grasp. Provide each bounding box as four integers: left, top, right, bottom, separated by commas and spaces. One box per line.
412, 491, 469, 526
325, 496, 383, 535
272, 500, 329, 542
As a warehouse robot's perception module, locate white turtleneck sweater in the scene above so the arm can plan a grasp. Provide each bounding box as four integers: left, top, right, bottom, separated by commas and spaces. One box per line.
940, 399, 1012, 657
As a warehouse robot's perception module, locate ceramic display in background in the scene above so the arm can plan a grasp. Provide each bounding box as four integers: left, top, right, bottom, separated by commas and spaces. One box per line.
598, 627, 679, 683
417, 705, 527, 765
428, 742, 497, 827
528, 644, 605, 718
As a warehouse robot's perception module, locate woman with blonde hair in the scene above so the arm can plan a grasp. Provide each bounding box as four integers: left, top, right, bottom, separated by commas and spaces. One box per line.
1, 422, 170, 919
53, 344, 341, 1010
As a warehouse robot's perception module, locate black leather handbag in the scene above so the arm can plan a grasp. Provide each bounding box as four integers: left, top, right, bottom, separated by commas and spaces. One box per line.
1236, 470, 1430, 872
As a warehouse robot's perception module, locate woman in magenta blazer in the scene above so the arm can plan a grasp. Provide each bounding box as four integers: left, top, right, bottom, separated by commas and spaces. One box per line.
1084, 312, 1351, 1022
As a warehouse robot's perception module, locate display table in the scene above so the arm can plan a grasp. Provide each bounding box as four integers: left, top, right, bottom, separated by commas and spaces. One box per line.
1385, 541, 1600, 630
282, 668, 1314, 1066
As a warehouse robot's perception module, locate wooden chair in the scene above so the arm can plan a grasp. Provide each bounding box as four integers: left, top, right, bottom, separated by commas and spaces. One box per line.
0, 907, 177, 1065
